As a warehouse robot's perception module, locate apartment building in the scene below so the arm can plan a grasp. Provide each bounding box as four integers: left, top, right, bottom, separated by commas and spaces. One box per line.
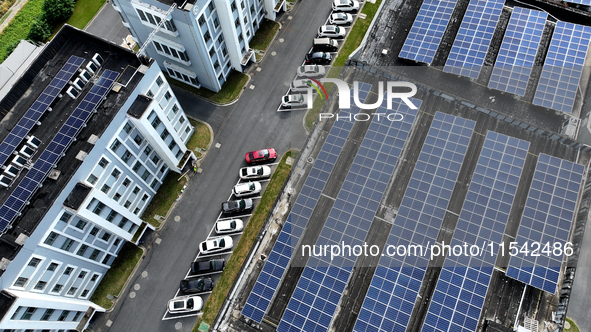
0, 25, 194, 331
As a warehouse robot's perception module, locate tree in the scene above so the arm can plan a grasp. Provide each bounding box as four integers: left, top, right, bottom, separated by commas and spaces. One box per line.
28, 18, 51, 42
42, 0, 75, 25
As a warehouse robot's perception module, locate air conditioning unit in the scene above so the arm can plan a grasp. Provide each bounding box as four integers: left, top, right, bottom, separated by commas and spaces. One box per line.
79, 70, 92, 83
66, 86, 80, 99
0, 175, 11, 188
11, 155, 27, 167
19, 146, 35, 158
73, 78, 85, 90
26, 136, 41, 149
86, 61, 98, 74
3, 165, 19, 177
92, 53, 104, 67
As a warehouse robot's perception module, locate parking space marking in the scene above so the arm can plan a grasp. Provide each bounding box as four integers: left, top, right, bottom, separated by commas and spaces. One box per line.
162, 311, 201, 321
185, 269, 224, 279
198, 251, 233, 259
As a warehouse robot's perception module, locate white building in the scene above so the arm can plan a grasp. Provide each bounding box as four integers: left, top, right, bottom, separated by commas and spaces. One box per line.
0, 25, 194, 331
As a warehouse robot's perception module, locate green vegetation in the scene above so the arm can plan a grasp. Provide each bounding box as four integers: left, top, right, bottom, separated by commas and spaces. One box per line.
43, 0, 74, 25
141, 172, 187, 228
53, 0, 106, 32
0, 9, 12, 25
565, 318, 581, 332
0, 0, 16, 22
164, 70, 249, 104
90, 242, 143, 309
249, 19, 279, 51
0, 0, 44, 62
186, 118, 212, 153
194, 151, 294, 330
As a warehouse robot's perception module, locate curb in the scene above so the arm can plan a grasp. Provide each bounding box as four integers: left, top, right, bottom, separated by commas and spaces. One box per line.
250, 21, 282, 65
83, 0, 110, 31
172, 74, 251, 107
102, 245, 147, 313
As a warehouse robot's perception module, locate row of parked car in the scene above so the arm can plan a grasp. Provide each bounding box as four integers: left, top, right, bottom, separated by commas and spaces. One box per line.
167, 149, 278, 314
281, 0, 360, 109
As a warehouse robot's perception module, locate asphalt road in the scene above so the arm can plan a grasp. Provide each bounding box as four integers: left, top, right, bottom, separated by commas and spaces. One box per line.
87, 0, 334, 331
85, 3, 131, 47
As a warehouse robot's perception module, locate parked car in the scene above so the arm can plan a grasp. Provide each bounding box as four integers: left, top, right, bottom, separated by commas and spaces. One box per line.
239, 166, 272, 180
291, 78, 313, 92
332, 0, 359, 12
282, 94, 306, 108
305, 52, 332, 65
312, 38, 339, 53
329, 13, 353, 25
179, 277, 214, 293
245, 149, 277, 164
318, 25, 346, 39
167, 295, 203, 313
190, 259, 225, 275
296, 64, 326, 78
215, 219, 244, 234
221, 199, 253, 214
199, 236, 234, 254
233, 182, 262, 197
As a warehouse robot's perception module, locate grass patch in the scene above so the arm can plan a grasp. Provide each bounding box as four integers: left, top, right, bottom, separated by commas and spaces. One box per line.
0, 0, 44, 62
565, 318, 581, 332
51, 0, 106, 35
249, 19, 279, 51
186, 118, 212, 153
130, 222, 147, 243
334, 0, 382, 66
0, 0, 16, 19
141, 173, 187, 228
90, 242, 143, 309
0, 8, 12, 25
194, 151, 294, 330
164, 70, 248, 104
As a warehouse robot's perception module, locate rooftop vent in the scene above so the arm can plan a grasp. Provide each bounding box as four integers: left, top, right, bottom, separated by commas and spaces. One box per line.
92, 53, 104, 67
73, 78, 85, 90
48, 169, 61, 180
14, 233, 28, 245
3, 165, 19, 177
79, 70, 92, 83
66, 86, 80, 99
19, 145, 35, 158
26, 136, 41, 149
11, 155, 27, 168
86, 61, 98, 74
0, 175, 12, 188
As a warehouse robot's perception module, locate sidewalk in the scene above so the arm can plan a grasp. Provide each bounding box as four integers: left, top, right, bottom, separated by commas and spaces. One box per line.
0, 0, 26, 34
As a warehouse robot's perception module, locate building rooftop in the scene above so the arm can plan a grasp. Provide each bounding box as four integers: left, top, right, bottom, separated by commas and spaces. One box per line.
0, 25, 146, 267
127, 94, 153, 119
63, 182, 93, 211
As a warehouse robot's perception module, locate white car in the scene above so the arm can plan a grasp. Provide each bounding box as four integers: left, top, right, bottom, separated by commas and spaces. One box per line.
233, 181, 262, 197
282, 94, 306, 108
329, 13, 353, 25
167, 295, 203, 313
332, 0, 359, 12
296, 65, 326, 78
239, 166, 271, 180
215, 219, 244, 234
291, 79, 312, 92
199, 236, 233, 254
318, 25, 346, 39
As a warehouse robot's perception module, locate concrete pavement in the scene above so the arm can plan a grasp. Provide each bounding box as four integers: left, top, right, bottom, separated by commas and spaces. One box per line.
85, 2, 131, 47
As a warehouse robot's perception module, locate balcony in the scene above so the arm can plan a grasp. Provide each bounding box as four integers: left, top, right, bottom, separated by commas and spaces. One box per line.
241, 48, 254, 66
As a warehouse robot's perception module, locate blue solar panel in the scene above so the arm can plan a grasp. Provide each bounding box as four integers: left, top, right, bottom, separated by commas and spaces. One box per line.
278, 98, 420, 332
507, 154, 584, 293
533, 21, 591, 113
399, 0, 459, 64
444, 0, 504, 79
353, 112, 475, 332
420, 132, 529, 332
0, 56, 84, 167
568, 0, 591, 4
242, 83, 373, 323
488, 7, 547, 96
0, 70, 118, 232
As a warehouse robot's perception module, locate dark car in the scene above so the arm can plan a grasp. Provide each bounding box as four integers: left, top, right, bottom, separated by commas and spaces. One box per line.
179, 277, 214, 293
221, 199, 253, 214
190, 259, 225, 275
245, 148, 277, 164
305, 52, 332, 65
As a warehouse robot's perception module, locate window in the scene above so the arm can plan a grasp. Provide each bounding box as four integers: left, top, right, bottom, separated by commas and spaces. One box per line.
151, 154, 161, 165
78, 271, 87, 279
93, 202, 106, 215
160, 165, 167, 174
164, 19, 177, 32
52, 284, 63, 293
123, 122, 133, 134
123, 178, 131, 187
114, 193, 122, 202
129, 223, 137, 234
34, 280, 47, 290
151, 179, 158, 189
151, 116, 161, 129
241, 46, 246, 54
134, 207, 140, 214
111, 169, 121, 179
77, 245, 88, 256
146, 90, 154, 97
64, 267, 73, 275
137, 9, 147, 21
90, 227, 99, 236
244, 16, 248, 25
169, 141, 177, 150
28, 257, 41, 267
124, 201, 131, 208
186, 126, 191, 134
132, 162, 141, 173
13, 277, 28, 287
154, 41, 163, 52
198, 15, 206, 26
218, 74, 224, 82
209, 47, 215, 57
121, 150, 132, 163
47, 263, 58, 271
142, 194, 149, 201
101, 184, 111, 194
110, 139, 121, 152
222, 47, 228, 57
208, 1, 215, 11
134, 134, 144, 145
106, 210, 117, 222
58, 310, 70, 320
81, 289, 89, 298
235, 18, 240, 28
41, 308, 54, 321
214, 60, 220, 70
176, 150, 183, 159
98, 158, 109, 168
213, 17, 220, 28
91, 274, 99, 282
133, 187, 140, 195
160, 129, 169, 140
74, 219, 87, 230
241, 0, 245, 9
21, 307, 36, 320
103, 254, 112, 265
142, 170, 150, 181
231, 0, 237, 11
73, 311, 83, 322
101, 232, 111, 241
204, 31, 211, 43
61, 239, 74, 251
60, 212, 73, 222
250, 4, 255, 14
144, 145, 153, 156
246, 30, 250, 38
218, 35, 224, 44
113, 238, 121, 247
118, 218, 128, 228
90, 249, 100, 260
87, 174, 98, 185
44, 232, 57, 247
172, 104, 179, 114
164, 91, 172, 101
238, 34, 244, 43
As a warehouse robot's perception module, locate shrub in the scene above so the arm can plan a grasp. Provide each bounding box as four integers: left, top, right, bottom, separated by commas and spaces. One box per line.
27, 17, 51, 42
42, 0, 74, 24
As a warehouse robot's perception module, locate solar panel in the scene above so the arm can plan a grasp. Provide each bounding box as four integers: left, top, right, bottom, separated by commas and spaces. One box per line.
399, 0, 459, 64
0, 56, 85, 167
353, 112, 476, 332
242, 83, 372, 323
533, 21, 591, 113
420, 132, 529, 332
488, 8, 547, 96
444, 0, 504, 79
567, 0, 591, 4
0, 70, 119, 232
506, 154, 584, 293
278, 98, 420, 332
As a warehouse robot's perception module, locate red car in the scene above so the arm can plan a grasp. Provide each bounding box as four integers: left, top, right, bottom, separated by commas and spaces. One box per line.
245, 149, 277, 164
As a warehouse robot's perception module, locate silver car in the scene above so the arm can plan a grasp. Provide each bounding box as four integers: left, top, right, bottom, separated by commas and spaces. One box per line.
282, 94, 306, 108
296, 65, 326, 78
318, 25, 346, 39
329, 13, 353, 25
291, 79, 313, 92
332, 0, 359, 12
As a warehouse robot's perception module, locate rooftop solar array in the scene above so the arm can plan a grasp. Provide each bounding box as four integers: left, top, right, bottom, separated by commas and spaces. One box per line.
277, 98, 420, 332
444, 0, 504, 79
353, 112, 475, 332
567, 0, 591, 5
533, 21, 591, 113
241, 83, 372, 323
507, 154, 584, 293
399, 0, 459, 64
421, 132, 529, 332
488, 7, 547, 95
0, 56, 85, 167
0, 70, 119, 233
